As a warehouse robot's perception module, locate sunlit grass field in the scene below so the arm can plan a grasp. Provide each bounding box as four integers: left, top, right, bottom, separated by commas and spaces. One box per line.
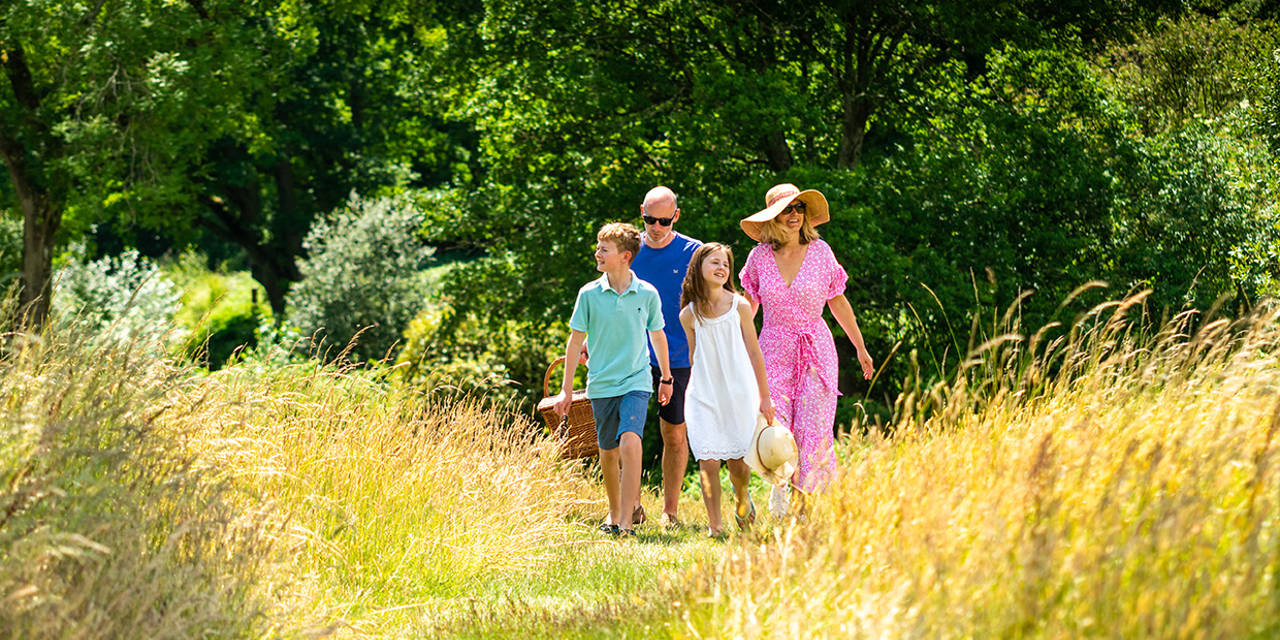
4, 293, 1280, 638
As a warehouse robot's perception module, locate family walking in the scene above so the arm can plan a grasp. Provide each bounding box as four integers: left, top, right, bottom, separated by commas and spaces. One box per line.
552, 184, 875, 538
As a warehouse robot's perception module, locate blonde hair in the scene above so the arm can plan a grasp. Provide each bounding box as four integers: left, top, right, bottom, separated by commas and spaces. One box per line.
758, 215, 820, 252
597, 222, 641, 263
680, 243, 737, 323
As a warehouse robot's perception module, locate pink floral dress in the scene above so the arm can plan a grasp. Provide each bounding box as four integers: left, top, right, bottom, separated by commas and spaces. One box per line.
740, 239, 847, 492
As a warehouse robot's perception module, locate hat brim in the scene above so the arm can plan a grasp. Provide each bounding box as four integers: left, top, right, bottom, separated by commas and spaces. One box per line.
744, 414, 799, 486
740, 189, 830, 242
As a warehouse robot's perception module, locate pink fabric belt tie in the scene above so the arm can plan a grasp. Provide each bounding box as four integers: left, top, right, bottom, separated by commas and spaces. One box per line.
793, 329, 840, 396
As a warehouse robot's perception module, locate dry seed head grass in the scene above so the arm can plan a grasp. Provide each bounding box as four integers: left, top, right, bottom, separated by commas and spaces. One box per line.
676, 296, 1280, 639
170, 358, 598, 634
0, 318, 276, 639
2, 300, 601, 638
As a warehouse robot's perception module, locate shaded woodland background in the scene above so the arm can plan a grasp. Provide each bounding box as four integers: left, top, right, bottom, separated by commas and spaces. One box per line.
4, 0, 1280, 432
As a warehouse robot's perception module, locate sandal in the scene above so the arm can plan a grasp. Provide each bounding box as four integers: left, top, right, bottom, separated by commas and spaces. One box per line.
618, 528, 636, 539
734, 498, 757, 531
602, 505, 646, 528
599, 523, 620, 536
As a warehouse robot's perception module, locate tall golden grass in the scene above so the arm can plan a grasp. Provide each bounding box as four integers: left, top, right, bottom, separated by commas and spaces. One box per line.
175, 359, 598, 635
0, 322, 275, 638
1, 308, 598, 638
674, 294, 1280, 638
13, 290, 1280, 638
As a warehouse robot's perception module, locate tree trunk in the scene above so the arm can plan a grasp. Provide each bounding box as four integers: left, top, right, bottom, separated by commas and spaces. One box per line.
837, 94, 871, 169
17, 195, 58, 327
249, 259, 289, 316
1, 39, 61, 328
761, 129, 793, 172
0, 132, 60, 328
199, 195, 300, 316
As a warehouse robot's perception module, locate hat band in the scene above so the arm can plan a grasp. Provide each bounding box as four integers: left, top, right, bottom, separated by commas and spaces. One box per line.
766, 190, 799, 207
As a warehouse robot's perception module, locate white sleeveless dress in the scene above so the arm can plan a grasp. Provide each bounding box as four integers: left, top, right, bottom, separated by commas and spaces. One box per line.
684, 294, 760, 461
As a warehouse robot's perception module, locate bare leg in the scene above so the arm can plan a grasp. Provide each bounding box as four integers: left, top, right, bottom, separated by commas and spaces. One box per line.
600, 446, 622, 528
660, 418, 688, 518
727, 458, 752, 520
618, 433, 643, 531
698, 459, 723, 534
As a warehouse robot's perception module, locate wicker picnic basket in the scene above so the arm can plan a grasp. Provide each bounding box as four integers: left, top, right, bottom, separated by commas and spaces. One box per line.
535, 355, 597, 459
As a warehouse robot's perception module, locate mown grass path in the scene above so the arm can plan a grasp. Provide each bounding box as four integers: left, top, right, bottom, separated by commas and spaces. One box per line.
429, 481, 777, 639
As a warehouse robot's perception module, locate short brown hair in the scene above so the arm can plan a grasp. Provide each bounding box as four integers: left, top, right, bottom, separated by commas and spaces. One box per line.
597, 222, 641, 263
758, 215, 820, 251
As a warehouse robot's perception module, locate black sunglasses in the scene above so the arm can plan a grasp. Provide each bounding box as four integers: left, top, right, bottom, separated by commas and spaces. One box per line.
782, 201, 807, 215
642, 215, 675, 226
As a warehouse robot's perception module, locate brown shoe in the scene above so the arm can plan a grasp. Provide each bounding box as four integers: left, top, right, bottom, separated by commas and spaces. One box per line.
659, 512, 682, 528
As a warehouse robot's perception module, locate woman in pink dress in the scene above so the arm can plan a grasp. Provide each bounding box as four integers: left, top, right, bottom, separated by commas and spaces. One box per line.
738, 183, 875, 512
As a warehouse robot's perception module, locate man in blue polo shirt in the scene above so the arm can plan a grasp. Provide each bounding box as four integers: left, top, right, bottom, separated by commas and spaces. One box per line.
631, 185, 702, 527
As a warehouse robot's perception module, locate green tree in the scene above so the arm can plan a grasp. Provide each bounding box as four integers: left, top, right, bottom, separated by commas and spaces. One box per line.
0, 1, 477, 325
0, 1, 292, 325
1102, 13, 1280, 134
184, 1, 478, 313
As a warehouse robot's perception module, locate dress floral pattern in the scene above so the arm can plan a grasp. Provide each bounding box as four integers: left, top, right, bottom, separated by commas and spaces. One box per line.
739, 239, 847, 492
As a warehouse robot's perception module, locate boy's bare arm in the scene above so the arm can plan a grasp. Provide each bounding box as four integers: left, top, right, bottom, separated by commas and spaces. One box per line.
554, 330, 587, 417
648, 329, 672, 405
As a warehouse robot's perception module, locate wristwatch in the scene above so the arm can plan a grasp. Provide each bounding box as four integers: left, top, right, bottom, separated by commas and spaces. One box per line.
660, 377, 673, 385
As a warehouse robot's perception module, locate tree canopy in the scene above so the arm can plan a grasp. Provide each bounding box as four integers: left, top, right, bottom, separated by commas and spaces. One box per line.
2, 0, 1278, 418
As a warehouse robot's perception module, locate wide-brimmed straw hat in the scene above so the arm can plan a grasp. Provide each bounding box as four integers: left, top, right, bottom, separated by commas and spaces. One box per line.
740, 183, 830, 242
744, 414, 799, 486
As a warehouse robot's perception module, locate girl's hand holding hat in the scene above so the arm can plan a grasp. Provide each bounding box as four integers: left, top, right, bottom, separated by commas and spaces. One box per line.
760, 395, 775, 424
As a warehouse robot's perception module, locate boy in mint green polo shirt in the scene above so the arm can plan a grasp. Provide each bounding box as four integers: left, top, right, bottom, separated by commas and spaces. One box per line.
554, 222, 673, 538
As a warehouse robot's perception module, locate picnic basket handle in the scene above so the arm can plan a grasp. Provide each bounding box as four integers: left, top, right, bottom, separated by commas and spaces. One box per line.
542, 355, 587, 397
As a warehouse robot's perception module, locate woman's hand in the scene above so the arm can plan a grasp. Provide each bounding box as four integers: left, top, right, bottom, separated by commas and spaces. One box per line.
858, 349, 875, 380
760, 395, 776, 424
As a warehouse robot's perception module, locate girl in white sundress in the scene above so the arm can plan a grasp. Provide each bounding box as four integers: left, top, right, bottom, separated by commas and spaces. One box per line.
679, 243, 775, 537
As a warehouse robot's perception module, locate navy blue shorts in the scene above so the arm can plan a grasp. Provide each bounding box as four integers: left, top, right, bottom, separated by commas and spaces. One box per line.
590, 390, 650, 450
650, 366, 692, 424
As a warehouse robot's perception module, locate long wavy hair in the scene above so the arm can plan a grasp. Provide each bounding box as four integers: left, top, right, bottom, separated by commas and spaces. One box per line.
680, 243, 737, 323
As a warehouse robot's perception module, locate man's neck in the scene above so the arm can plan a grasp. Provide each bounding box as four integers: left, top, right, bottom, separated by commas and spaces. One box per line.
605, 267, 632, 293
644, 230, 677, 250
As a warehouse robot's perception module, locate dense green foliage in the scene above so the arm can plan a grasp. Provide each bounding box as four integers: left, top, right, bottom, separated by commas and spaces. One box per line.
3, 0, 1280, 423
